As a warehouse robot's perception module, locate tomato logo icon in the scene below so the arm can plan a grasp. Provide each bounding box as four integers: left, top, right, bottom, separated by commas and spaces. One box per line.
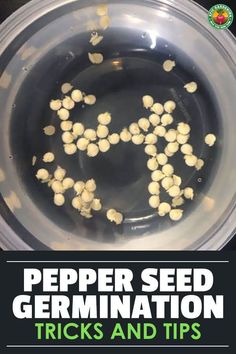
208, 4, 233, 29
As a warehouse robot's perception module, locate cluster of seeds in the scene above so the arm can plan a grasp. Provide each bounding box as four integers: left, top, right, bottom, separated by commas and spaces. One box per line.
35, 17, 217, 226
49, 85, 100, 156
38, 79, 122, 223
37, 86, 216, 224
97, 4, 110, 30
88, 4, 110, 65
50, 86, 96, 123
36, 166, 67, 206
36, 165, 103, 219
138, 94, 216, 221
77, 112, 112, 156
57, 107, 116, 157
72, 179, 102, 219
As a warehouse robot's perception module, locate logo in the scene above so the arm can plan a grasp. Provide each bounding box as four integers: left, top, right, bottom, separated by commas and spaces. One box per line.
208, 4, 234, 29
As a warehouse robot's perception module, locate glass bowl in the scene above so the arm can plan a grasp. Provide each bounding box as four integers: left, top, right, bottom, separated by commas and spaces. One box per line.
0, 0, 236, 250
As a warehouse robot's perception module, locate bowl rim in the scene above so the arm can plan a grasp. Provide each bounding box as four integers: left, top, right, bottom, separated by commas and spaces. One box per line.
0, 0, 235, 55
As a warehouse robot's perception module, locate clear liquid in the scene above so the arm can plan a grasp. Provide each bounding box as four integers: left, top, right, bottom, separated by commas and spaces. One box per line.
10, 30, 220, 243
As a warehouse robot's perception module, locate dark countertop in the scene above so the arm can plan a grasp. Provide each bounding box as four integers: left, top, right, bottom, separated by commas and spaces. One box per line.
0, 0, 235, 250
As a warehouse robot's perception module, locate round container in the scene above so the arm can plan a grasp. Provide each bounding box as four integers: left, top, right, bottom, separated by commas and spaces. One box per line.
0, 0, 236, 250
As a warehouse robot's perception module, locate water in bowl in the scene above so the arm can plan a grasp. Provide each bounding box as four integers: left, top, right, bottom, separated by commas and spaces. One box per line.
9, 27, 220, 244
